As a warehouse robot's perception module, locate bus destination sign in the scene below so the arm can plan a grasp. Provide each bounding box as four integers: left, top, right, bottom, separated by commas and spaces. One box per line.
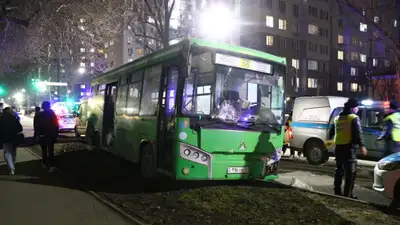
215, 53, 272, 74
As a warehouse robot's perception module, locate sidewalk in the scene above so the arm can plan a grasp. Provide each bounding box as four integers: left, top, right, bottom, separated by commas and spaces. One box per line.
0, 148, 134, 225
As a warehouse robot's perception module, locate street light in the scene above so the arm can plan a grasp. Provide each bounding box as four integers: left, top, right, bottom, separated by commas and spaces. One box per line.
78, 67, 86, 74
199, 4, 238, 41
13, 92, 24, 103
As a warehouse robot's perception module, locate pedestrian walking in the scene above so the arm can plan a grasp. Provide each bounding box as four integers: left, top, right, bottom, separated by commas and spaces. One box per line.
377, 101, 400, 155
328, 98, 367, 199
34, 101, 59, 172
0, 107, 23, 175
33, 106, 41, 144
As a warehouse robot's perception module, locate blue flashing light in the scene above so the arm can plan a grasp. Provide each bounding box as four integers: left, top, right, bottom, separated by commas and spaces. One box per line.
361, 100, 374, 106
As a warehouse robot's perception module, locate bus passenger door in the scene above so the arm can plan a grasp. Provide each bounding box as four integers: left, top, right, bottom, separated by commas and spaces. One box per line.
102, 82, 117, 147
157, 66, 179, 171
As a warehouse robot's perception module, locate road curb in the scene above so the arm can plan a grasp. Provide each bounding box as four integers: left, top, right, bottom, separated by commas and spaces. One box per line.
25, 147, 147, 225
266, 179, 387, 208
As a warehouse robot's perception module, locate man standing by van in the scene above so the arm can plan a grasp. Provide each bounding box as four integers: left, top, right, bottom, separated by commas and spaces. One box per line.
377, 101, 400, 155
328, 98, 367, 199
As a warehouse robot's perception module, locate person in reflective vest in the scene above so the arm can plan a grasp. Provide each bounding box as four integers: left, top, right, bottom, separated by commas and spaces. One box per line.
377, 101, 400, 155
328, 98, 367, 198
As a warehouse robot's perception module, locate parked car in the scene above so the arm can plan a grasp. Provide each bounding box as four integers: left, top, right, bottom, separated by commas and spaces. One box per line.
373, 152, 400, 208
57, 114, 76, 132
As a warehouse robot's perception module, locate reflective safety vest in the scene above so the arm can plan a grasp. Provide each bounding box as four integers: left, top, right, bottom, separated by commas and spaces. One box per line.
384, 112, 400, 142
334, 114, 358, 145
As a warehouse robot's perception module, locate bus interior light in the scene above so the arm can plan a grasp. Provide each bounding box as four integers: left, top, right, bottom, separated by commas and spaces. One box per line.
201, 155, 208, 162
193, 152, 200, 158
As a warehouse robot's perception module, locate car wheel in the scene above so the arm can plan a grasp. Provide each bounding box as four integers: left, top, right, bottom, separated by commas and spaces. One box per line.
140, 144, 157, 180
305, 140, 329, 165
74, 127, 81, 138
390, 180, 400, 209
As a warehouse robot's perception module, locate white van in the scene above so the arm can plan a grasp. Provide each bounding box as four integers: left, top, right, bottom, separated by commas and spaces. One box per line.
290, 96, 348, 165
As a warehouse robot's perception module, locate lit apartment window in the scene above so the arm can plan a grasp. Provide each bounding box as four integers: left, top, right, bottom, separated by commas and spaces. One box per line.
105, 42, 109, 48
350, 83, 358, 92
80, 48, 85, 53
373, 58, 377, 67
80, 84, 86, 89
80, 62, 85, 67
337, 82, 343, 91
394, 20, 398, 27
279, 19, 287, 30
308, 60, 318, 71
360, 54, 366, 63
127, 37, 133, 44
105, 53, 108, 59
90, 62, 95, 67
296, 77, 300, 88
337, 50, 344, 60
81, 92, 84, 96
350, 67, 357, 76
110, 39, 114, 46
350, 52, 359, 61
338, 35, 343, 44
266, 35, 274, 46
90, 48, 95, 52
374, 16, 379, 23
292, 59, 299, 69
308, 24, 319, 35
266, 15, 274, 27
385, 60, 390, 67
128, 59, 134, 62
307, 78, 318, 88
127, 25, 132, 31
359, 23, 367, 32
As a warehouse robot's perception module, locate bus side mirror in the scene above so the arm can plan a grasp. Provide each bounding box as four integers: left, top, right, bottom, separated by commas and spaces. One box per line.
289, 66, 299, 92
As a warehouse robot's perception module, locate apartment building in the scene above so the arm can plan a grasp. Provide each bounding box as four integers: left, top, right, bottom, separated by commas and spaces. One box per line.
104, 0, 192, 71
239, 0, 398, 101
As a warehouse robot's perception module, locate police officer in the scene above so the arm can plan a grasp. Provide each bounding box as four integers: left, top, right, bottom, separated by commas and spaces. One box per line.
377, 101, 400, 155
328, 98, 367, 198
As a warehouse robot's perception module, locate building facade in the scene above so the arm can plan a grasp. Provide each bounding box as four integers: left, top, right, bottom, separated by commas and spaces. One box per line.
238, 0, 398, 103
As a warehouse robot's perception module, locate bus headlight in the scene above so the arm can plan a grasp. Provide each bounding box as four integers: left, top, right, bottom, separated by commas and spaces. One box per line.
180, 143, 211, 166
184, 149, 191, 156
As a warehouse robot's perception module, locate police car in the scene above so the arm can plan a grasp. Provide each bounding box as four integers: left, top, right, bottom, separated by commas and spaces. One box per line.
290, 97, 391, 165
373, 152, 400, 207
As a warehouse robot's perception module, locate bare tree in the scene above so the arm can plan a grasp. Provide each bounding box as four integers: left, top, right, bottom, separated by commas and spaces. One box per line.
1, 0, 125, 77
124, 0, 191, 54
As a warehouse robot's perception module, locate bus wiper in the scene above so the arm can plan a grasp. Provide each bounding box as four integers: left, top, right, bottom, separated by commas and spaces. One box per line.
242, 121, 281, 132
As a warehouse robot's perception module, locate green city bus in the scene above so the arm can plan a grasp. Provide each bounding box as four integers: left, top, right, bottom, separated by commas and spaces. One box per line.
77, 38, 288, 180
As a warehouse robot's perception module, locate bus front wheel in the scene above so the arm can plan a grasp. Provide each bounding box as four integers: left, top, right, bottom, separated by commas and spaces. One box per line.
305, 140, 329, 165
140, 144, 157, 179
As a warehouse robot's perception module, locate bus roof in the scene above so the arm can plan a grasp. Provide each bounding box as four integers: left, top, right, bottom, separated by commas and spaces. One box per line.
91, 38, 287, 86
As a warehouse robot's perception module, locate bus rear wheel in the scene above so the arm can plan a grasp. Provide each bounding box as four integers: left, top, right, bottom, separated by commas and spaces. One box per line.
140, 144, 157, 180
305, 140, 329, 165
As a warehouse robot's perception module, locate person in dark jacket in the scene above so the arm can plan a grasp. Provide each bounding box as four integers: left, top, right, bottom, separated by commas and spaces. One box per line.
377, 101, 400, 155
328, 98, 367, 198
0, 107, 23, 175
34, 101, 59, 172
33, 106, 41, 144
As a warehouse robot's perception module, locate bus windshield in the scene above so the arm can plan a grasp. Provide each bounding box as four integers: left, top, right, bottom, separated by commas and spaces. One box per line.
182, 51, 285, 129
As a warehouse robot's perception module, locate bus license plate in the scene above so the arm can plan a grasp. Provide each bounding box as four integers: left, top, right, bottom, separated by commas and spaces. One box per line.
227, 167, 250, 174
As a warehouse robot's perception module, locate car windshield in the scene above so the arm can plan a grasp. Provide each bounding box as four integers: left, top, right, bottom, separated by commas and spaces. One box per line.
182, 52, 285, 127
